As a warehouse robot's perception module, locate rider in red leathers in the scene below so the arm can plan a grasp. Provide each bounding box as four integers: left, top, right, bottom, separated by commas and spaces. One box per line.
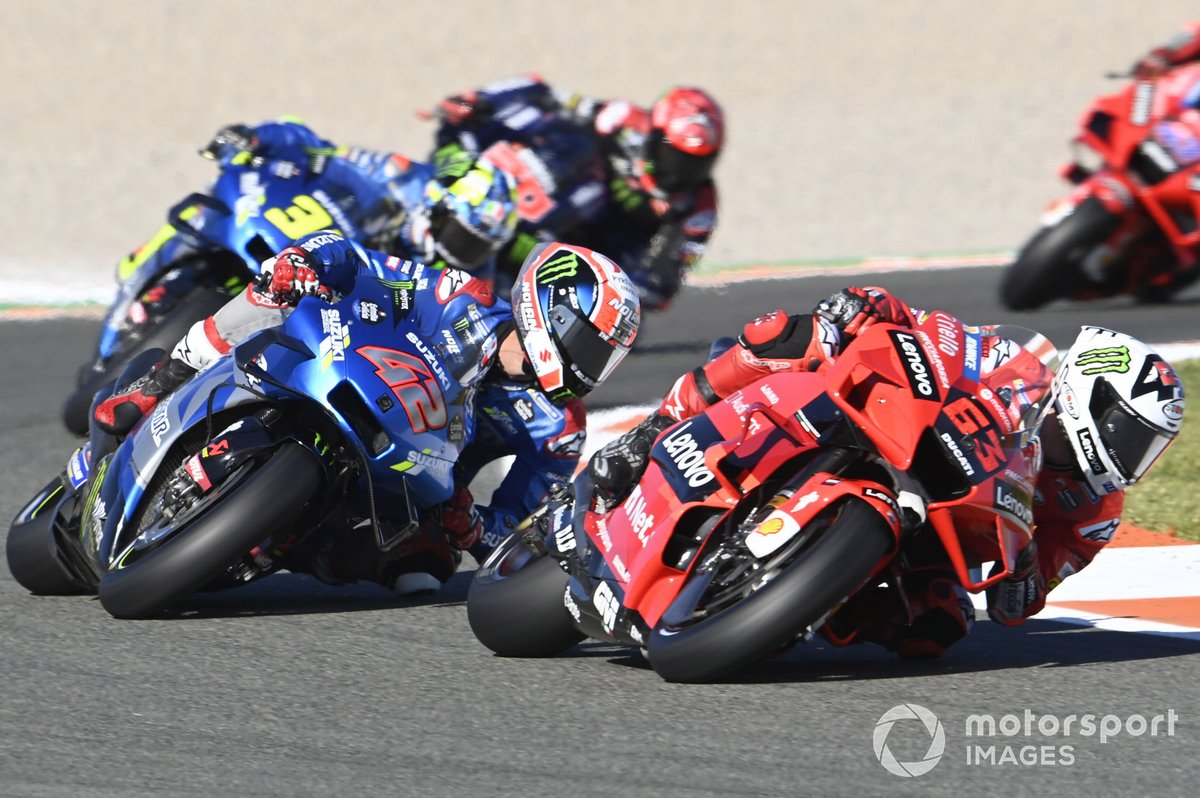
589, 286, 1185, 658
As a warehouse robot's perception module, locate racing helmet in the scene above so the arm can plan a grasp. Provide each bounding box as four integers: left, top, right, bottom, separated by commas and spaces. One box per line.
1053, 326, 1185, 495
644, 87, 724, 193
510, 242, 641, 400
422, 152, 518, 271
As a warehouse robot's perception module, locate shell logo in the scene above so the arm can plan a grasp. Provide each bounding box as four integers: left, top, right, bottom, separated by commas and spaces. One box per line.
758, 516, 786, 536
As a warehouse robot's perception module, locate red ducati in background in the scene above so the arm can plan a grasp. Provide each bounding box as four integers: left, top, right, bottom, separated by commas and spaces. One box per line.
1001, 64, 1200, 309
467, 315, 1056, 682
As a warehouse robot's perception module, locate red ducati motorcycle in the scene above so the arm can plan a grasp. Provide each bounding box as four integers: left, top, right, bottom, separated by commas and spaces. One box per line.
467, 315, 1055, 682
1001, 64, 1200, 309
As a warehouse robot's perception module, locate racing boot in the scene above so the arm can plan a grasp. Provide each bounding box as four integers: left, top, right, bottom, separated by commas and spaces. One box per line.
93, 355, 197, 436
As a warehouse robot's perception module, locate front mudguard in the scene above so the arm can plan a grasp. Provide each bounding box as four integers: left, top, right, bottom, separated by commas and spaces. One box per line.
7, 474, 95, 592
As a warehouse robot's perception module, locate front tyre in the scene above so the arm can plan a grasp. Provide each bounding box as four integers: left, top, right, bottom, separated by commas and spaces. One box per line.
1000, 196, 1123, 311
97, 442, 323, 619
467, 532, 585, 657
6, 477, 87, 595
647, 498, 894, 683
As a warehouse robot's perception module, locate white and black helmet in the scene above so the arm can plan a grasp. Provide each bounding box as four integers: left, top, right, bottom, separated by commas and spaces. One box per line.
1053, 326, 1185, 495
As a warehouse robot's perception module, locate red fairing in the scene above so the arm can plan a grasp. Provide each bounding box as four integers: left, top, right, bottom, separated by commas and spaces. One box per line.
594, 315, 1053, 632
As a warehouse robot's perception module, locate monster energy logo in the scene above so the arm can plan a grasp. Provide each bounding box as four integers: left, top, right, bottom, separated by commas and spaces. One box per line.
538, 252, 580, 284
1075, 346, 1132, 375
433, 144, 474, 183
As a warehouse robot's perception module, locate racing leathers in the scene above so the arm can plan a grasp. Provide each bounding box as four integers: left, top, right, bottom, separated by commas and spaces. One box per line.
592, 286, 1123, 658
99, 229, 585, 584
432, 75, 719, 310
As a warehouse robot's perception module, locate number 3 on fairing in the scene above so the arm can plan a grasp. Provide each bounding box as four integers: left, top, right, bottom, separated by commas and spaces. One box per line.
264, 195, 335, 239
356, 345, 448, 433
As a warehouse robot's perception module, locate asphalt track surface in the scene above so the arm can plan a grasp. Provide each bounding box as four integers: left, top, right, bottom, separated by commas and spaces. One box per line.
3, 266, 1200, 797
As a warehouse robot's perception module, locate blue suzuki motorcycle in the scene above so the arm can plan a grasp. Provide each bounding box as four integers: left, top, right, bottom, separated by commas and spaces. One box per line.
11, 276, 471, 618
62, 155, 386, 435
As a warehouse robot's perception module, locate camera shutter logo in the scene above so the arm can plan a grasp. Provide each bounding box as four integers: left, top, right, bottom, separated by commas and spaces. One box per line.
873, 703, 946, 777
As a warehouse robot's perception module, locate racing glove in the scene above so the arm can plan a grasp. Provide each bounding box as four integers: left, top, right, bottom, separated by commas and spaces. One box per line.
200, 123, 259, 164
814, 286, 911, 337
258, 247, 330, 305
435, 91, 494, 127
1131, 48, 1173, 79
985, 541, 1046, 626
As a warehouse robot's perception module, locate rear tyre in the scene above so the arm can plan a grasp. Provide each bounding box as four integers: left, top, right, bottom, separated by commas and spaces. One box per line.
1000, 196, 1122, 311
97, 443, 323, 619
62, 285, 230, 436
467, 533, 585, 657
6, 478, 87, 595
647, 498, 894, 683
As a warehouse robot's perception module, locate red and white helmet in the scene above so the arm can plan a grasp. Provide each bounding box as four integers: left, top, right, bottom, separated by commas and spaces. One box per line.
510, 243, 641, 400
645, 87, 724, 193
1053, 326, 1185, 495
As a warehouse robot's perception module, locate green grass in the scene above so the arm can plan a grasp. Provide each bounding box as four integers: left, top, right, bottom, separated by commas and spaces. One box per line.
1122, 358, 1200, 541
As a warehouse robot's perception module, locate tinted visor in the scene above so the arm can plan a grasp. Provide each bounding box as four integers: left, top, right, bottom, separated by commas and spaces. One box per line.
649, 135, 716, 192
1091, 379, 1174, 482
433, 212, 497, 270
549, 304, 633, 393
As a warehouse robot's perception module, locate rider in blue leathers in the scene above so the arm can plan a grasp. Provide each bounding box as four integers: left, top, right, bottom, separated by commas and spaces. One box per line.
204, 119, 517, 282
95, 228, 642, 593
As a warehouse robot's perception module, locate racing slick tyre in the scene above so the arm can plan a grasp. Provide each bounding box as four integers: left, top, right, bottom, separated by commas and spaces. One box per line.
98, 442, 323, 619
1000, 196, 1122, 311
6, 477, 87, 595
647, 497, 894, 683
467, 533, 585, 657
62, 285, 230, 436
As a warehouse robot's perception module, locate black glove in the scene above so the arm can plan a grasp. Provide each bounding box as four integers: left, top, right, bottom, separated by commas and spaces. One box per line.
589, 412, 675, 500
200, 123, 258, 164
814, 286, 907, 336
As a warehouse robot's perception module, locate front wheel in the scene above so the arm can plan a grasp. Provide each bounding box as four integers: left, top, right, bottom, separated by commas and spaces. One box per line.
97, 442, 324, 619
647, 497, 894, 683
467, 532, 585, 657
1000, 196, 1123, 311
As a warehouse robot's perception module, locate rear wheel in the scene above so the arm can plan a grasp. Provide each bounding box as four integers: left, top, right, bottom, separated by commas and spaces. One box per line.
62, 284, 230, 435
467, 532, 585, 657
6, 477, 87, 595
1000, 196, 1123, 311
97, 442, 323, 619
646, 497, 894, 683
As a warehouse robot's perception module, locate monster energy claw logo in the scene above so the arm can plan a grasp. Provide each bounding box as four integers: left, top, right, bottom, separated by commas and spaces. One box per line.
538, 252, 581, 284
1075, 346, 1132, 375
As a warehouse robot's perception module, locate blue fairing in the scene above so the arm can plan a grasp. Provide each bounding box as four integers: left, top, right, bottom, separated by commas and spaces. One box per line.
96, 277, 471, 567
97, 157, 386, 360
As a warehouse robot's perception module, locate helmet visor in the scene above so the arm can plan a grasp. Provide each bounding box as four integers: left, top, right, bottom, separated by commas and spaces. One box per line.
1092, 379, 1174, 482
648, 136, 716, 192
434, 213, 497, 270
550, 304, 635, 391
